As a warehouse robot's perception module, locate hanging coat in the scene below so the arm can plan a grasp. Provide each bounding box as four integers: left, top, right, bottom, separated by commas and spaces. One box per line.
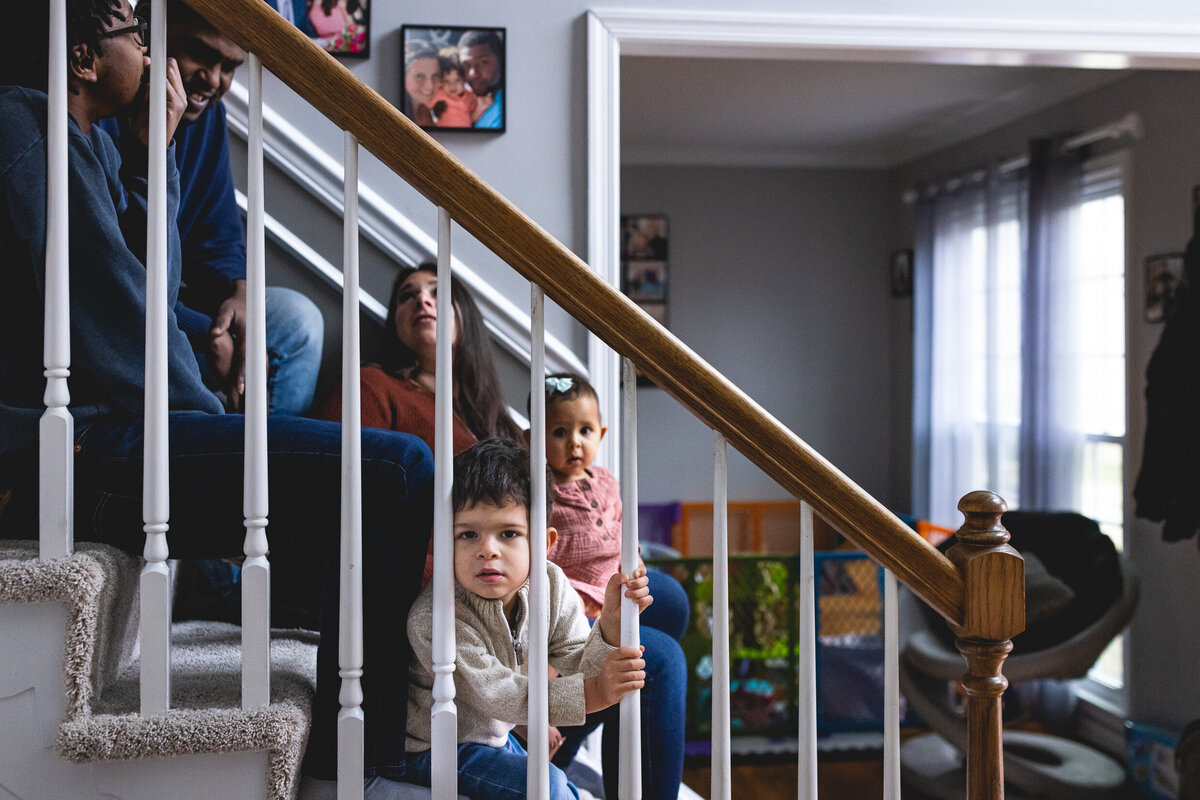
1134, 206, 1200, 542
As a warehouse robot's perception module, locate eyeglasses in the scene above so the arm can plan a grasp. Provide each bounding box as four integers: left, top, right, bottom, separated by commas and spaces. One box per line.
98, 17, 149, 48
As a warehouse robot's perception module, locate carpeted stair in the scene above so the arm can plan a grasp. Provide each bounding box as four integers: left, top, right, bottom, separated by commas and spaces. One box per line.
0, 540, 317, 800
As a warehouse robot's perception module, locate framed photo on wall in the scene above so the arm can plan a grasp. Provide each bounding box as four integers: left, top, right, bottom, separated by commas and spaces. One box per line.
621, 213, 669, 322
265, 0, 370, 57
891, 249, 913, 298
401, 25, 506, 131
1145, 252, 1185, 323
621, 214, 669, 386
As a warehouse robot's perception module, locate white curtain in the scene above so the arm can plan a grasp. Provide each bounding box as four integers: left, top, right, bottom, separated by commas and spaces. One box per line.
919, 170, 1025, 527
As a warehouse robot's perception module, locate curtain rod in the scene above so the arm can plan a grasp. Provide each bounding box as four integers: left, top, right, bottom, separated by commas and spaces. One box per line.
901, 112, 1142, 205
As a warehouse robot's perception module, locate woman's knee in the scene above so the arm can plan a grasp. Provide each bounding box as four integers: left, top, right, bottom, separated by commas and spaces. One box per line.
643, 571, 689, 640
640, 627, 687, 694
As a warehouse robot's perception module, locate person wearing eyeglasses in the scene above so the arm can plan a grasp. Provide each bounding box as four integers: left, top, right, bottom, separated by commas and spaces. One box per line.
97, 0, 327, 631
99, 1, 324, 422
1, 1, 438, 792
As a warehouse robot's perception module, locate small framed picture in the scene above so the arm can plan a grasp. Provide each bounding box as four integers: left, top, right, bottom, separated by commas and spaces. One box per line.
1145, 252, 1185, 323
621, 214, 669, 317
621, 214, 669, 387
265, 0, 370, 57
401, 25, 505, 131
890, 249, 913, 298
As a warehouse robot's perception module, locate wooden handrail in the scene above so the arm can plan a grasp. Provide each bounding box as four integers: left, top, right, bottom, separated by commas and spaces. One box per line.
186, 0, 964, 626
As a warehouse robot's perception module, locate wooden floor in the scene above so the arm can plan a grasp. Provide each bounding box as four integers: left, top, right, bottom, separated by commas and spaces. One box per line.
682, 757, 884, 799
680, 751, 1150, 800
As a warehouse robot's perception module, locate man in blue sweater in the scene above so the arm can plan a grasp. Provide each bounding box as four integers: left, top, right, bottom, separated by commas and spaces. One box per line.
0, 1, 435, 786
97, 1, 326, 622
99, 0, 324, 417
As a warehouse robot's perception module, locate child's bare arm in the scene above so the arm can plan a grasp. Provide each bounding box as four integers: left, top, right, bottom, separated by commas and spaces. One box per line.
597, 566, 653, 646
583, 645, 646, 713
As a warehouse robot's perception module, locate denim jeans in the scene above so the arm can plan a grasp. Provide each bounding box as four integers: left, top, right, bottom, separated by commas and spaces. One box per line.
199, 286, 324, 417
0, 412, 433, 780
554, 570, 689, 800
262, 286, 323, 417
402, 734, 579, 800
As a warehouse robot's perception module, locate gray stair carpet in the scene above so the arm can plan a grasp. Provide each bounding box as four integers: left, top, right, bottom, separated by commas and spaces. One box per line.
1, 540, 318, 800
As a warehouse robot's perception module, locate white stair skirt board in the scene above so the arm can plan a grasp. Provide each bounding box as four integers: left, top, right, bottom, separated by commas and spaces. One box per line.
0, 541, 316, 800
0, 600, 271, 800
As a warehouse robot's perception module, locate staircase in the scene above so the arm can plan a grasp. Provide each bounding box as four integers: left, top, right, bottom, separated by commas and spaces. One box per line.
5, 0, 1026, 797
0, 541, 316, 800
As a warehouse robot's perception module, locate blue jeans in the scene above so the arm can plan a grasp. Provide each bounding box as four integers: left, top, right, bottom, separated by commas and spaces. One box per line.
0, 412, 433, 780
199, 286, 324, 417
554, 570, 688, 800
402, 735, 579, 800
262, 286, 323, 416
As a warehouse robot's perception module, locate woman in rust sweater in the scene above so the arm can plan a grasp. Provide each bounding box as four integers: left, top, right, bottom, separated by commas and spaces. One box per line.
315, 262, 521, 450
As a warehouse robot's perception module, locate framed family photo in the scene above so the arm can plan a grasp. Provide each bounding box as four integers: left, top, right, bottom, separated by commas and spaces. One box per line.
266, 0, 369, 57
401, 25, 506, 132
621, 214, 669, 317
890, 249, 913, 298
621, 214, 670, 387
1145, 252, 1185, 323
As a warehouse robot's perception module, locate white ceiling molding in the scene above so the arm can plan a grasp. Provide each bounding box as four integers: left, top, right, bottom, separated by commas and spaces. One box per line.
223, 81, 587, 377
592, 8, 1200, 68
621, 143, 897, 169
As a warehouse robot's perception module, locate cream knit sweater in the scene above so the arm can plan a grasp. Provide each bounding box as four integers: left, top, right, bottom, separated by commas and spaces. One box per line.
406, 561, 615, 752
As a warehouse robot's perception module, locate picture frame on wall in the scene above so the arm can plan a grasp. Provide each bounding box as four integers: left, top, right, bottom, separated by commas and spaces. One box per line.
401, 25, 506, 132
621, 213, 669, 315
890, 249, 913, 298
621, 214, 669, 387
1145, 252, 1185, 323
266, 0, 370, 57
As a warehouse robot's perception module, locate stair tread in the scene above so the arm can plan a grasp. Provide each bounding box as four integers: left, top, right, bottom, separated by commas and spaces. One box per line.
2, 541, 317, 800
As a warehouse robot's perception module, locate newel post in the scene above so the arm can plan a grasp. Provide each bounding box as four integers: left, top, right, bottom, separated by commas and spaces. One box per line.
947, 491, 1025, 800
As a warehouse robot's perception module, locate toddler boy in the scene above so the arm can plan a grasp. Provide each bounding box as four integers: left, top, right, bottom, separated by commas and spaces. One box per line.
403, 438, 650, 799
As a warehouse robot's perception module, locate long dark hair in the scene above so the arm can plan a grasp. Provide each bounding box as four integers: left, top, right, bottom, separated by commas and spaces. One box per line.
379, 263, 522, 442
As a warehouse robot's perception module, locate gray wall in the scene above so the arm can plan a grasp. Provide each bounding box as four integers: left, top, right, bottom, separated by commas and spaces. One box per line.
887, 70, 1200, 730
621, 166, 894, 506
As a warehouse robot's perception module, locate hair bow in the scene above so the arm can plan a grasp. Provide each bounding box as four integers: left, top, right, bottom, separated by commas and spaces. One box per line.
545, 376, 574, 394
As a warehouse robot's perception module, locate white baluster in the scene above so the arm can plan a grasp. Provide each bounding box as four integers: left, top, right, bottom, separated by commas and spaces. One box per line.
337, 131, 365, 800
527, 287, 549, 800
430, 207, 458, 800
619, 357, 642, 800
711, 434, 731, 800
40, 0, 72, 561
139, 0, 171, 716
241, 51, 271, 712
882, 569, 900, 800
797, 501, 817, 800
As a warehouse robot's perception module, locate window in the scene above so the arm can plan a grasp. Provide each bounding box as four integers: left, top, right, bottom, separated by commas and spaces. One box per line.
926, 172, 1024, 528
1072, 154, 1127, 689
919, 150, 1128, 690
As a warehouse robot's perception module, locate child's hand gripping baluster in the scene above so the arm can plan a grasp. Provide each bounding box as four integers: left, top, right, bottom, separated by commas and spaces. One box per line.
597, 565, 654, 647
583, 566, 653, 712
583, 645, 646, 713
